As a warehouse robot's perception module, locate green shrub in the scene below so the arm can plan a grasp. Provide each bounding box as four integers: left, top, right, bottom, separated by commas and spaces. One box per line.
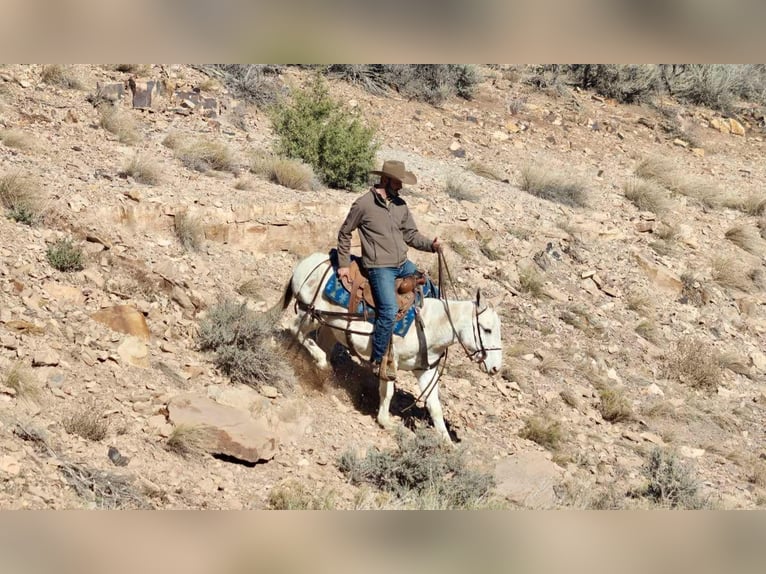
47, 238, 84, 272
270, 77, 378, 190
338, 426, 495, 509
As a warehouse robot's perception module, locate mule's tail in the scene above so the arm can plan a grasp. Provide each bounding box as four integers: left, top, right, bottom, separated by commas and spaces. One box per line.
264, 278, 294, 323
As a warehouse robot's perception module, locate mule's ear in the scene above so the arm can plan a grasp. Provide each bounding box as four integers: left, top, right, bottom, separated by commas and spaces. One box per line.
476, 288, 482, 307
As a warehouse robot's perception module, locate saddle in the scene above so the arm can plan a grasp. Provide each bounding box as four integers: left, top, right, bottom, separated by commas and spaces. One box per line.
341, 261, 426, 320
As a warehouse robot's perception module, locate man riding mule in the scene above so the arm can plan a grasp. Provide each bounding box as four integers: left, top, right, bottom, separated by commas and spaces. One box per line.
277, 252, 503, 443
336, 160, 442, 380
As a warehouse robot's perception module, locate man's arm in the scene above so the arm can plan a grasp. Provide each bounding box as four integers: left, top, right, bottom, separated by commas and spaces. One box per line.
401, 209, 438, 253
337, 200, 363, 270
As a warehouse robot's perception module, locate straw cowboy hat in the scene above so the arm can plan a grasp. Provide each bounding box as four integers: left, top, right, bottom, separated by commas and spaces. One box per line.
370, 160, 417, 185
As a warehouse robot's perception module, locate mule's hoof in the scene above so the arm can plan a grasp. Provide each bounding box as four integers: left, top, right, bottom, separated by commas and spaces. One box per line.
376, 416, 396, 431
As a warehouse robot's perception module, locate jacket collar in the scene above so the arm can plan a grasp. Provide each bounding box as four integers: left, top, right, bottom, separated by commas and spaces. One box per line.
370, 187, 405, 208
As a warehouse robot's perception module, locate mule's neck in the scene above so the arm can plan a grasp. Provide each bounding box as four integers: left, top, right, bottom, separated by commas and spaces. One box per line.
426, 299, 477, 351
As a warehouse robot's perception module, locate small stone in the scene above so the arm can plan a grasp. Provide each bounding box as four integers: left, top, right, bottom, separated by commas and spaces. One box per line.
33, 350, 60, 367
691, 147, 705, 157
679, 446, 705, 459
751, 352, 766, 372
673, 138, 689, 148
729, 118, 746, 136
261, 385, 279, 399
635, 221, 654, 233
640, 432, 665, 445
645, 383, 665, 397
0, 455, 21, 476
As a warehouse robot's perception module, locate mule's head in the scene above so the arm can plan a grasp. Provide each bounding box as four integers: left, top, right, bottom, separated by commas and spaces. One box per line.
475, 290, 503, 375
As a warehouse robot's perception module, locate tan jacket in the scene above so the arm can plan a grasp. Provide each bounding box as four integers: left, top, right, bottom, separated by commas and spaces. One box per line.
337, 188, 434, 269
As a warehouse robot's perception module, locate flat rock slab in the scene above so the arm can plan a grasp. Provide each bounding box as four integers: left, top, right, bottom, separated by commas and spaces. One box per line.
167, 393, 278, 463
494, 451, 564, 509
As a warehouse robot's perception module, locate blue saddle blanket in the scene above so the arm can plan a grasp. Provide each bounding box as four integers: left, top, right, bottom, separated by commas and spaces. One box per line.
323, 250, 438, 337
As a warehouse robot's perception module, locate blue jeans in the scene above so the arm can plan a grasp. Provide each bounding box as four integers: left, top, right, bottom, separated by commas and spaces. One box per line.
367, 259, 419, 363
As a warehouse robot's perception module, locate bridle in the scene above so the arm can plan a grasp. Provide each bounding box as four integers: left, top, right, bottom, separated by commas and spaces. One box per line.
437, 251, 500, 372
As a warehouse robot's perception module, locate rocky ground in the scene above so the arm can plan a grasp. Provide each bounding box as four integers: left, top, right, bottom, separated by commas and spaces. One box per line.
1, 64, 765, 509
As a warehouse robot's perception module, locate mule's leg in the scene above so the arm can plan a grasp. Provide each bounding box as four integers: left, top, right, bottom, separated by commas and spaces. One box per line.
287, 314, 329, 369
416, 368, 451, 443
377, 378, 396, 430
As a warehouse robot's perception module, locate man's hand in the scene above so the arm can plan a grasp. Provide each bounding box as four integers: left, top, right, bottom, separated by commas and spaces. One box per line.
432, 237, 443, 253
338, 267, 350, 281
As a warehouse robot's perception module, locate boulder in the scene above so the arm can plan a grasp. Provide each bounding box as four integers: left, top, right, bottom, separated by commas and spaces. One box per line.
634, 252, 683, 294
494, 451, 564, 508
91, 305, 150, 340
167, 393, 278, 463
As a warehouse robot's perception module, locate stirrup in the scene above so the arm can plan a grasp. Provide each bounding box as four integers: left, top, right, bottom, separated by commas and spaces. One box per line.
371, 360, 396, 381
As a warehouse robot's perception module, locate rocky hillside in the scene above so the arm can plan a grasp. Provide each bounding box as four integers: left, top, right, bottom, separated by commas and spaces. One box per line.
1, 64, 765, 509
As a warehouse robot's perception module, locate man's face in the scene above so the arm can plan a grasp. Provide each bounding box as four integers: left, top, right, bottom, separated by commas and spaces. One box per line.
384, 176, 403, 197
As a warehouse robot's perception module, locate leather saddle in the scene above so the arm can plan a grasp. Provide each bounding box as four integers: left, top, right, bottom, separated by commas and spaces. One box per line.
341, 261, 426, 320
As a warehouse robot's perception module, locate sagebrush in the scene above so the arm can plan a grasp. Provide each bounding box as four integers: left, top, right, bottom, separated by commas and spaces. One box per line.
198, 299, 291, 390
338, 427, 495, 509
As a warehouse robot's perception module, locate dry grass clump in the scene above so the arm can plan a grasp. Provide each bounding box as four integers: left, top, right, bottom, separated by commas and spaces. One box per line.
444, 178, 479, 202
3, 362, 41, 402
680, 272, 710, 306
634, 156, 674, 183
120, 155, 161, 185
635, 157, 724, 208
734, 193, 766, 216
478, 239, 503, 261
60, 459, 149, 509
176, 138, 236, 173
638, 448, 706, 509
0, 172, 44, 225
519, 166, 588, 207
268, 481, 337, 510
447, 239, 471, 259
598, 387, 634, 423
0, 129, 35, 151
113, 64, 151, 75
519, 415, 562, 451
338, 426, 495, 509
725, 225, 764, 255
165, 424, 212, 458
654, 220, 680, 241
717, 352, 751, 377
99, 105, 139, 144
173, 211, 204, 251
234, 177, 255, 191
559, 304, 603, 334
559, 389, 580, 410
622, 178, 670, 214
518, 265, 545, 298
162, 131, 183, 150
626, 291, 654, 317
665, 337, 722, 391
198, 299, 292, 391
711, 254, 753, 291
63, 401, 109, 441
236, 278, 261, 298
40, 64, 84, 89
467, 161, 503, 181
252, 156, 316, 191
635, 319, 662, 344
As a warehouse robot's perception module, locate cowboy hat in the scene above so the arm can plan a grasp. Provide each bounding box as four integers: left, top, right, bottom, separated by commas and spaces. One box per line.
370, 160, 417, 185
